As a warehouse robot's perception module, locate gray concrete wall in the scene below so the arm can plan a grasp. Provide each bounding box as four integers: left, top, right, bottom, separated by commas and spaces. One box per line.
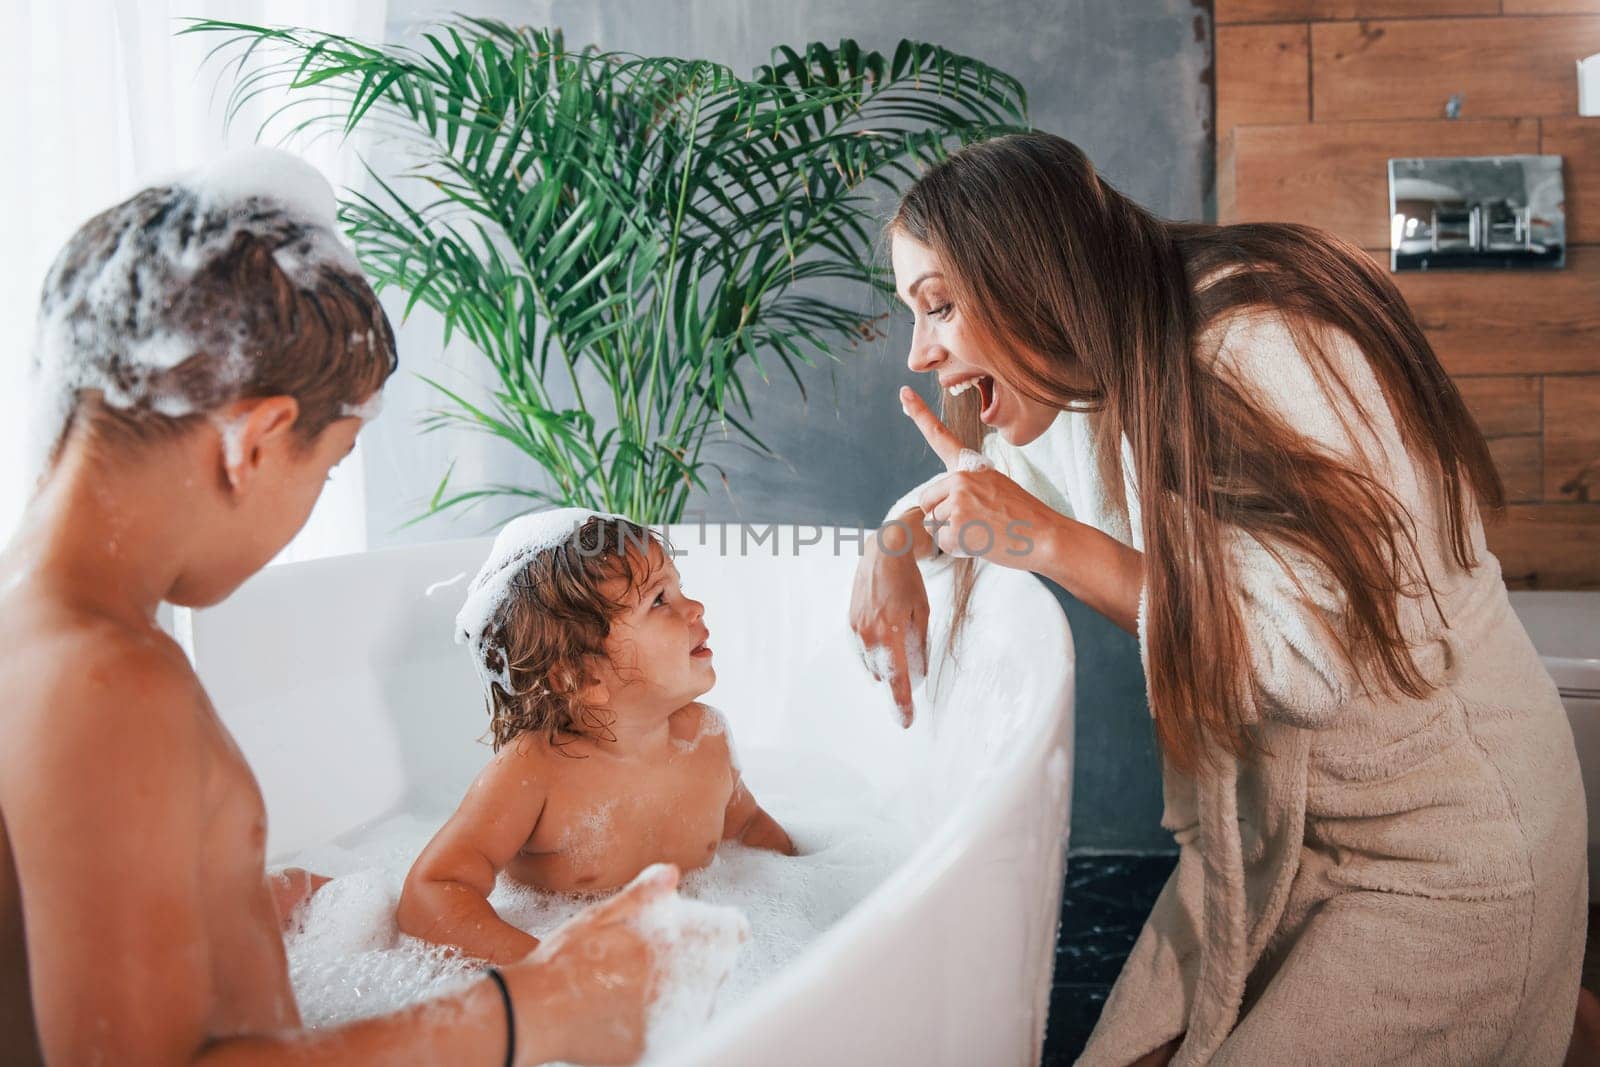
367, 0, 1210, 851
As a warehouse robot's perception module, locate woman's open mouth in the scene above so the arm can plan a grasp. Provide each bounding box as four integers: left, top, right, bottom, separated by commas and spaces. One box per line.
947, 374, 999, 424
690, 639, 713, 659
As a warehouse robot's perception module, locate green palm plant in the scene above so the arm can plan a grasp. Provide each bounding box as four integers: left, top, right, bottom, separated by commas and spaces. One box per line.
187, 17, 1029, 524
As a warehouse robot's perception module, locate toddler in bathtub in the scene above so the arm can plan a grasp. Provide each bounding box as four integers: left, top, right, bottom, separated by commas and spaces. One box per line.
398, 510, 794, 962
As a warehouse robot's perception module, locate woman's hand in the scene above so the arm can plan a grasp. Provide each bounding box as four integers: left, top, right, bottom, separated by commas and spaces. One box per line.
849, 529, 930, 728
899, 387, 1063, 570
899, 386, 1145, 634
505, 863, 679, 1066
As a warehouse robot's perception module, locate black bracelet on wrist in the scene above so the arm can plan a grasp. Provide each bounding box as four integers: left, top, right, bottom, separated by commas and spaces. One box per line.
485, 967, 515, 1067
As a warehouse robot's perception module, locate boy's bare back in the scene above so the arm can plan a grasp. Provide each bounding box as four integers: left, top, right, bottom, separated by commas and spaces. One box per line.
0, 578, 298, 1064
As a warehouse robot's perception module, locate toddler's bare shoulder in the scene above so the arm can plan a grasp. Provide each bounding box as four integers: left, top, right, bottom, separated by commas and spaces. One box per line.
700, 703, 730, 736
485, 730, 556, 771
472, 730, 562, 798
672, 702, 735, 761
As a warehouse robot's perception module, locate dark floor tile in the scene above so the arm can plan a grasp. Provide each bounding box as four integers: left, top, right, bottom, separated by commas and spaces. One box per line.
1586, 905, 1600, 994
1043, 984, 1108, 1064
1053, 853, 1177, 986
1053, 922, 1146, 986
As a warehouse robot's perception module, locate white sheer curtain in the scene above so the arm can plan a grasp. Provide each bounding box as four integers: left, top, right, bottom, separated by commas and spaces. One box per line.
0, 0, 388, 561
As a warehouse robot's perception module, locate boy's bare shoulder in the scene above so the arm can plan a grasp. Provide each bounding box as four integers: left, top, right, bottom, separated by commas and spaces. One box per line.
1, 610, 223, 912
1, 609, 207, 774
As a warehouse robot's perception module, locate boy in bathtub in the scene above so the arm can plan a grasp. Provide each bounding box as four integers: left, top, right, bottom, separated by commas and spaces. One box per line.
398, 511, 794, 962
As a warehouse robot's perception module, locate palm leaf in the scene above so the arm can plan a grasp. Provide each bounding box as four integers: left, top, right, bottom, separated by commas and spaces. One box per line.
183, 17, 1029, 524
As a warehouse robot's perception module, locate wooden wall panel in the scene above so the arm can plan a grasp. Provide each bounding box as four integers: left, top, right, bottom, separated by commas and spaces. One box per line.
1489, 437, 1545, 503
1219, 130, 1239, 224
1540, 118, 1600, 244
1457, 377, 1543, 502
1221, 120, 1538, 244
1312, 18, 1600, 121
1217, 4, 1600, 587
1216, 25, 1309, 140
1544, 376, 1600, 500
1503, 0, 1600, 14
1391, 248, 1600, 376
1216, 0, 1496, 24
1489, 505, 1600, 588
1456, 376, 1542, 436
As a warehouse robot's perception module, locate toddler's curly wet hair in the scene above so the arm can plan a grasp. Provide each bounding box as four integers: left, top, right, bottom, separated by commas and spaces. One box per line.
483, 515, 666, 752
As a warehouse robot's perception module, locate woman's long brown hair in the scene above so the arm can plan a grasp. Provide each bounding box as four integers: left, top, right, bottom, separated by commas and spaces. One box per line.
893, 133, 1503, 774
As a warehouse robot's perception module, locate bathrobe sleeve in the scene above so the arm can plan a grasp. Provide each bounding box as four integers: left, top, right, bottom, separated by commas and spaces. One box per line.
1138, 309, 1438, 730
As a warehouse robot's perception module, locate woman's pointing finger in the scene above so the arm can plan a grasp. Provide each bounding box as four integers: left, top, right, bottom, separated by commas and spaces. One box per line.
899, 386, 965, 471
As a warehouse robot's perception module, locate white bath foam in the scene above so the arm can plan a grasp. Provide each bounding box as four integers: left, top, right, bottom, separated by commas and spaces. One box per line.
954, 447, 994, 473
209, 412, 248, 476
626, 870, 750, 1051
286, 865, 481, 1028
851, 633, 920, 730
193, 146, 341, 233
340, 380, 384, 422
554, 798, 617, 870
454, 508, 630, 691
28, 147, 366, 472
673, 703, 729, 758
295, 869, 400, 956
276, 745, 915, 1058
423, 571, 468, 598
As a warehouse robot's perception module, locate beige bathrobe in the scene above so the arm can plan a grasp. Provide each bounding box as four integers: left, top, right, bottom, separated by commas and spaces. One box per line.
892, 308, 1588, 1064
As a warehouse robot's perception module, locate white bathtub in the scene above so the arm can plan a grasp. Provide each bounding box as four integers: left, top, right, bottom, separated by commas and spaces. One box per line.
1508, 590, 1600, 901
182, 524, 1077, 1065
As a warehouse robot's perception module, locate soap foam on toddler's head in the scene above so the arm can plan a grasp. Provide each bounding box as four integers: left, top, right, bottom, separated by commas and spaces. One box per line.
455, 510, 673, 751
30, 146, 397, 475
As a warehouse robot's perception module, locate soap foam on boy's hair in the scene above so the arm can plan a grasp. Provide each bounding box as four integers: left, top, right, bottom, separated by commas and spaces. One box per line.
455, 509, 673, 751
29, 146, 397, 475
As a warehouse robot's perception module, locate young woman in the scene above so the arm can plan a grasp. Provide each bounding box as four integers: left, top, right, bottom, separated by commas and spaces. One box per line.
850, 131, 1589, 1065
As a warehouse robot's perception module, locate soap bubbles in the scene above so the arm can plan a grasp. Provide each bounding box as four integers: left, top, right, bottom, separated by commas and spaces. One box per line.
277, 746, 912, 1062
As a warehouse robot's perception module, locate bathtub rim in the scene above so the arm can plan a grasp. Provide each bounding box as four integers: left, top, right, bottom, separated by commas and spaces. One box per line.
1506, 589, 1600, 696
190, 528, 1078, 1059
658, 556, 1076, 1064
